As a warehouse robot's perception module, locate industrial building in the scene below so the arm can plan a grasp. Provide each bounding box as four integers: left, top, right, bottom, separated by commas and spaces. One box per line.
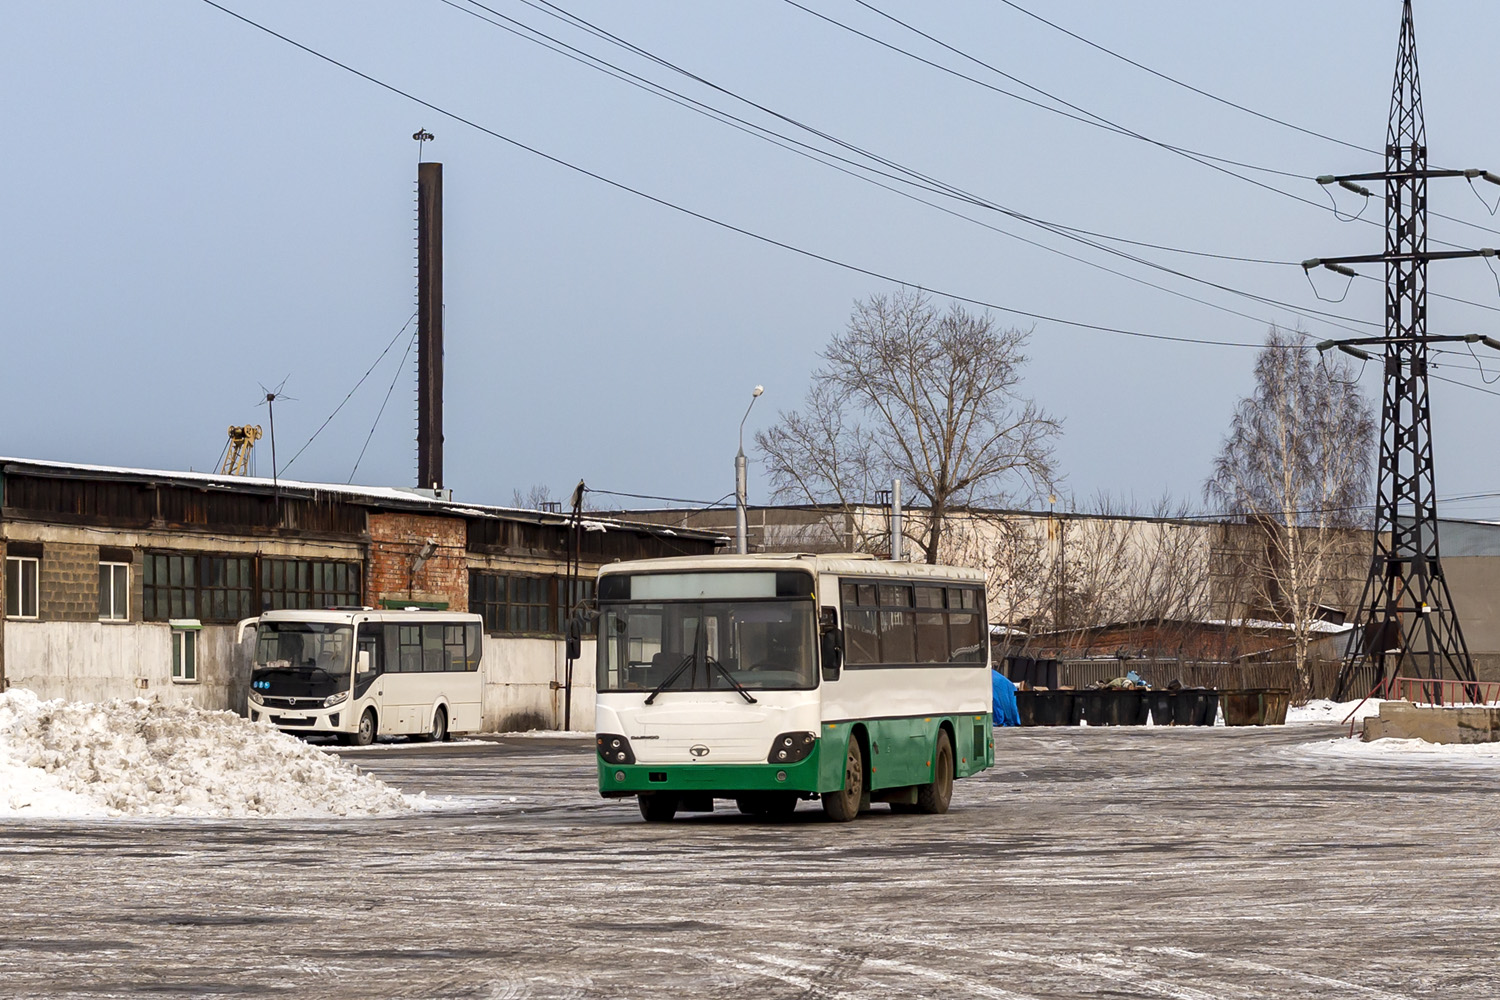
0, 457, 723, 731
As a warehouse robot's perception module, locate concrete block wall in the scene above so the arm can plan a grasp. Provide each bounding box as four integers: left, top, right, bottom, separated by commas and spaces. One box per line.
368, 513, 467, 609
38, 542, 100, 623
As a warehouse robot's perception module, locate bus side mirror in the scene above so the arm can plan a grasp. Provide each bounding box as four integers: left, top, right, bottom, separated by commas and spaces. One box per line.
819, 607, 843, 681
820, 629, 843, 681
356, 650, 372, 674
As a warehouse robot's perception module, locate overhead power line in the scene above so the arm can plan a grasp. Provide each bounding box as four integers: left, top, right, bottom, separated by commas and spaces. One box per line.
283, 311, 418, 473
196, 0, 1291, 352
444, 0, 1386, 340
993, 0, 1380, 157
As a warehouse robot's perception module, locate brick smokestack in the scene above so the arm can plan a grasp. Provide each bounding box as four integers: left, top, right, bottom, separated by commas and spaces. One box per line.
416, 161, 444, 491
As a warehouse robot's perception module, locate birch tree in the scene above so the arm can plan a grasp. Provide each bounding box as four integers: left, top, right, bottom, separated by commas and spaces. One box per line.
1204, 326, 1375, 692
757, 289, 1060, 563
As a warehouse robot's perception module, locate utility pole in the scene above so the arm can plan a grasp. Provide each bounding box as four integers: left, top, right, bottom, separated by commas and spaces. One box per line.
1309, 1, 1500, 698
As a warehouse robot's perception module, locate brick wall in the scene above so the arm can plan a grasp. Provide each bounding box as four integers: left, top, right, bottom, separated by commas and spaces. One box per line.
39, 542, 99, 623
368, 513, 467, 609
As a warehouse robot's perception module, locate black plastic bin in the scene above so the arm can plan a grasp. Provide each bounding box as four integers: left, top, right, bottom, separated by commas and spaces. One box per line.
1148, 690, 1176, 726
1198, 689, 1220, 726
1080, 689, 1111, 726
1116, 689, 1148, 726
1172, 689, 1202, 726
1031, 690, 1076, 726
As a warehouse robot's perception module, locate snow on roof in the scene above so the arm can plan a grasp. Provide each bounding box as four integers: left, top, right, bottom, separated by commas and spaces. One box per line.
0, 456, 726, 541
1201, 618, 1353, 635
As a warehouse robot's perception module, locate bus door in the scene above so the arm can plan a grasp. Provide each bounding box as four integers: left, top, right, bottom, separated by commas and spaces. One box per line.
354, 622, 384, 709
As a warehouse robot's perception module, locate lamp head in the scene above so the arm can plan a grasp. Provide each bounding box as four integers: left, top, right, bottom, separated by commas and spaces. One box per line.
752, 385, 764, 398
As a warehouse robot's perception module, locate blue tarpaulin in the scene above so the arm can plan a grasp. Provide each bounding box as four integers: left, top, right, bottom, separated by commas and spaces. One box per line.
992, 669, 1020, 727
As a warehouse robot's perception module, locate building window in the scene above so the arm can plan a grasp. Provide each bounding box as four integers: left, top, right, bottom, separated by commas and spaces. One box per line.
471, 571, 583, 635
99, 562, 130, 621
144, 552, 197, 621
261, 558, 361, 611
5, 556, 39, 619
201, 555, 254, 622
143, 551, 361, 623
171, 624, 200, 683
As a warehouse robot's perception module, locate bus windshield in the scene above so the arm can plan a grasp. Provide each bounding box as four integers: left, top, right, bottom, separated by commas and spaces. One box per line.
252, 622, 353, 699
598, 599, 817, 693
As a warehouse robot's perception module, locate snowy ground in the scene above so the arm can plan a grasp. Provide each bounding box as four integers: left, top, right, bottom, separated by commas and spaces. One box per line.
2, 723, 1498, 998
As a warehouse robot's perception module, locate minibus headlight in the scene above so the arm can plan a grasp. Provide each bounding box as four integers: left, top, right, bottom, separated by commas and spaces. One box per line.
767, 732, 817, 765
323, 691, 349, 708
596, 733, 635, 765
248, 690, 264, 706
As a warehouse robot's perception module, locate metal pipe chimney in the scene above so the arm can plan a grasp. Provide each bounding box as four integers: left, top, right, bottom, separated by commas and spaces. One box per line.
416, 161, 444, 491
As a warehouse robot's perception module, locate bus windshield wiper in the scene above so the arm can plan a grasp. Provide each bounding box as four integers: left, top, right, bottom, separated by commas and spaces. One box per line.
705, 655, 757, 704
644, 653, 696, 706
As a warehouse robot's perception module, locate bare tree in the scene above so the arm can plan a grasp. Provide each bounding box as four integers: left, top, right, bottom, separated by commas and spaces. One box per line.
511, 484, 557, 510
757, 289, 1060, 563
1204, 326, 1375, 692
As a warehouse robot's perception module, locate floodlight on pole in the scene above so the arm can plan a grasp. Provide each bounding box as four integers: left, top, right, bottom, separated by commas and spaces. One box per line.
736, 385, 764, 556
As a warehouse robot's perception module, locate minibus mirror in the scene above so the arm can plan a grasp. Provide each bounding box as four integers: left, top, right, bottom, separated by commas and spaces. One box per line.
356, 650, 372, 674
565, 620, 583, 660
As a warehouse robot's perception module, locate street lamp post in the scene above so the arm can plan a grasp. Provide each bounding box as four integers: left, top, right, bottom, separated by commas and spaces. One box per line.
736, 385, 764, 555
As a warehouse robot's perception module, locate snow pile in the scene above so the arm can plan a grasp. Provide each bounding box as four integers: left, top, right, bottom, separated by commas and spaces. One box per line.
1303, 736, 1500, 764
0, 689, 414, 819
1286, 699, 1385, 725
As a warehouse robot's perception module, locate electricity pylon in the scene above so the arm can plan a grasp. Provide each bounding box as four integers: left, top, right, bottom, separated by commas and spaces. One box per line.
1305, 1, 1500, 699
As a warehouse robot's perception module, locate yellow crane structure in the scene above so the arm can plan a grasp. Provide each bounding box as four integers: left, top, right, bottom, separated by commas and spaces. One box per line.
221, 425, 262, 477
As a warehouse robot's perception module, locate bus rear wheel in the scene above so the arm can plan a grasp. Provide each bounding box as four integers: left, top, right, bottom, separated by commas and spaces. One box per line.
416, 707, 448, 743
638, 793, 679, 822
349, 709, 377, 748
822, 737, 863, 822
917, 730, 954, 814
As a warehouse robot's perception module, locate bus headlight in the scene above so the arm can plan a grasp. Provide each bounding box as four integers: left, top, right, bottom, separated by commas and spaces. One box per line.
323, 691, 349, 708
597, 734, 635, 765
248, 690, 264, 706
767, 732, 817, 765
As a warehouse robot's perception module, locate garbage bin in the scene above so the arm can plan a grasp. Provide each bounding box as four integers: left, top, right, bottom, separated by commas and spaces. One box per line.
1148, 690, 1176, 726
1032, 690, 1075, 726
1116, 689, 1148, 726
1222, 689, 1289, 726
1014, 689, 1037, 727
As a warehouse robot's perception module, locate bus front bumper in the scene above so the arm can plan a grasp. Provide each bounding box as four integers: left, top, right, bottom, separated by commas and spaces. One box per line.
597, 748, 822, 797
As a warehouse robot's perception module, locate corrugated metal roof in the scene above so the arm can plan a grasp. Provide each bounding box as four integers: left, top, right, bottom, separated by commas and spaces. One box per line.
0, 456, 727, 542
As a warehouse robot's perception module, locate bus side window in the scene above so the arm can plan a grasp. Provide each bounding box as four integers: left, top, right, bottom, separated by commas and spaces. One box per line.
465, 623, 483, 671
389, 624, 422, 673
423, 623, 447, 672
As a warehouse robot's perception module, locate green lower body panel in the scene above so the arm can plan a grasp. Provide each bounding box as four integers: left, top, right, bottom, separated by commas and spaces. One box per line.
598, 749, 822, 796
597, 715, 995, 799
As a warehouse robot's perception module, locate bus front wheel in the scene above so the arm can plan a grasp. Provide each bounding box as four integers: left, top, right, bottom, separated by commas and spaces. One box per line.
822, 738, 863, 822
917, 730, 954, 814
638, 793, 679, 822
349, 709, 377, 747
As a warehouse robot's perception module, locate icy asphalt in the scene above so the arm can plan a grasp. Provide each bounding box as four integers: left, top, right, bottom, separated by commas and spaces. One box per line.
2, 726, 1497, 999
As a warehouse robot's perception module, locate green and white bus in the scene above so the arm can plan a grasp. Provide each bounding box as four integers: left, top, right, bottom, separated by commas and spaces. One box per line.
594, 553, 994, 821
244, 609, 484, 745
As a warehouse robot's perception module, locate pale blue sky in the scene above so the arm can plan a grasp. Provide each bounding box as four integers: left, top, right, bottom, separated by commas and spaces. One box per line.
6, 2, 1500, 516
